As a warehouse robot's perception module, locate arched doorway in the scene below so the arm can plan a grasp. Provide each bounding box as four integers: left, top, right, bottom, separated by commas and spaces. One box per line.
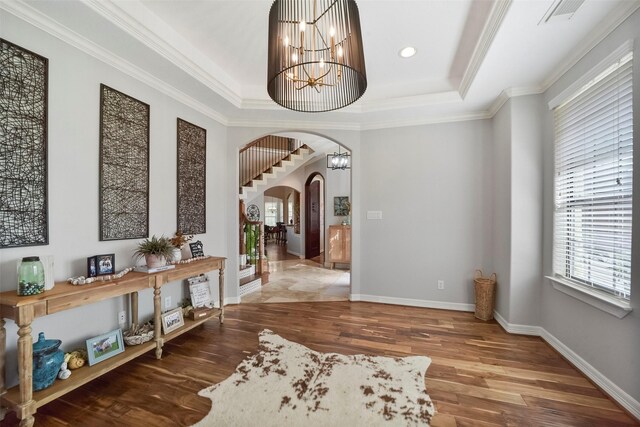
305, 173, 325, 261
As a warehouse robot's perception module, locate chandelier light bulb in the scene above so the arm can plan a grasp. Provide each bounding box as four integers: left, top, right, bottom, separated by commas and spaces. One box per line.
329, 27, 336, 37
292, 53, 298, 63
337, 46, 344, 58
284, 36, 289, 47
299, 20, 306, 32
319, 57, 325, 68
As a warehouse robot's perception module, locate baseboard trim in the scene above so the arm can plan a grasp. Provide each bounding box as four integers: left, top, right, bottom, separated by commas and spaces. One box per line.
494, 310, 640, 420
350, 294, 475, 312
223, 297, 241, 305
286, 250, 302, 257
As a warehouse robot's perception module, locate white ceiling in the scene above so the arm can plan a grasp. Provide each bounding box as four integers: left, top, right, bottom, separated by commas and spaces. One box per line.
7, 0, 640, 129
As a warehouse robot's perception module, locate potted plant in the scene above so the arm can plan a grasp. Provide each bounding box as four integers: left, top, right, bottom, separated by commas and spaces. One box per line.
169, 231, 193, 262
134, 235, 174, 268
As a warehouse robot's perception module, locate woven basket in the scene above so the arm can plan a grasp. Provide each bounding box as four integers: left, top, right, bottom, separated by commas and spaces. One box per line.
474, 270, 497, 321
123, 322, 154, 346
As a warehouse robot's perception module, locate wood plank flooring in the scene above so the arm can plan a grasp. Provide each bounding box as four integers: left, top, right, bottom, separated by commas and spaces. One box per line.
2, 301, 637, 426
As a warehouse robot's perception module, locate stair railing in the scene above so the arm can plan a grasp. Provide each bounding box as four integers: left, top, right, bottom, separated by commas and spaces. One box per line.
239, 199, 269, 284
239, 136, 303, 188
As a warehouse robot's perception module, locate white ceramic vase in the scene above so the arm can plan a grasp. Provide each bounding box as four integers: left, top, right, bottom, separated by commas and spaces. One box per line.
145, 254, 166, 268
170, 247, 182, 263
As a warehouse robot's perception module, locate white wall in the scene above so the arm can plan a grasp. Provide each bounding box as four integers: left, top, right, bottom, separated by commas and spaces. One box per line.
359, 120, 494, 308
0, 12, 228, 387
539, 9, 640, 405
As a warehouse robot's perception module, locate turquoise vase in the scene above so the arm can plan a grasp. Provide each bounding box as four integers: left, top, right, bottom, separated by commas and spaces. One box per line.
33, 332, 64, 391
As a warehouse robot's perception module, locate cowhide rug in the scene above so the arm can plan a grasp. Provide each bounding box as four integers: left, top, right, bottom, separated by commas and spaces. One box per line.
193, 330, 435, 426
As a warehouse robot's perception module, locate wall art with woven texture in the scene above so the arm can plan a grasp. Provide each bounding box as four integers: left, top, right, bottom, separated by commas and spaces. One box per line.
99, 84, 149, 240
0, 39, 49, 248
177, 118, 206, 234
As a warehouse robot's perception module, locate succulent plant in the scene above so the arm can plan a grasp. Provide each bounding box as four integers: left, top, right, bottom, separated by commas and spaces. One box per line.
133, 235, 174, 261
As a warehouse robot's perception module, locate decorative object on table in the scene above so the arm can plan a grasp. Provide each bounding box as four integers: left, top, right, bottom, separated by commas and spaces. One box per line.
177, 118, 207, 235
333, 196, 350, 216
246, 204, 260, 222
99, 83, 149, 241
41, 255, 55, 291
134, 264, 176, 274
123, 322, 154, 346
266, 0, 367, 113
87, 256, 97, 278
169, 231, 193, 263
86, 329, 125, 366
57, 361, 71, 380
188, 275, 212, 308
65, 349, 88, 370
189, 240, 205, 258
94, 254, 115, 275
161, 308, 185, 334
67, 267, 134, 286
0, 39, 49, 248
193, 330, 434, 427
17, 256, 45, 296
473, 270, 497, 321
327, 148, 351, 170
32, 332, 64, 391
134, 235, 173, 268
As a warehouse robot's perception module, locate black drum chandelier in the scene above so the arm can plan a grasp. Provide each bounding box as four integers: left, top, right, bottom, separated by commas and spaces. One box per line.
267, 0, 367, 112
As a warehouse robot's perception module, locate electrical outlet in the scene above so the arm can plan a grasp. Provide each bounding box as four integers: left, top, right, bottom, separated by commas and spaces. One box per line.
165, 296, 172, 309
437, 280, 445, 290
118, 310, 126, 325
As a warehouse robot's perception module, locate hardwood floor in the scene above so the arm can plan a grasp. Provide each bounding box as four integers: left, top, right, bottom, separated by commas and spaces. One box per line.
2, 302, 637, 426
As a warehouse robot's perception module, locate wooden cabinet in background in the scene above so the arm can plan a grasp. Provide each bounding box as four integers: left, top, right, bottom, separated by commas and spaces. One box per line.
328, 225, 351, 269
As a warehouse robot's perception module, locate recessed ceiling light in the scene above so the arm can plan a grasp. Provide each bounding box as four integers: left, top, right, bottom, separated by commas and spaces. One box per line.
399, 46, 416, 58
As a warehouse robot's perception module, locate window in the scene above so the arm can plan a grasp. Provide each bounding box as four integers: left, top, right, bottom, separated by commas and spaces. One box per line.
264, 196, 283, 227
552, 49, 633, 301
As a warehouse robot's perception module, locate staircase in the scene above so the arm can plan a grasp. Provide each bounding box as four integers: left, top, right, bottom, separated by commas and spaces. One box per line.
239, 138, 313, 200
239, 264, 262, 297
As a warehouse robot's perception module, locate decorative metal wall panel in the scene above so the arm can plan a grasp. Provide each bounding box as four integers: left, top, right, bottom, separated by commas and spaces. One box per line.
177, 118, 206, 234
0, 39, 49, 248
99, 84, 149, 240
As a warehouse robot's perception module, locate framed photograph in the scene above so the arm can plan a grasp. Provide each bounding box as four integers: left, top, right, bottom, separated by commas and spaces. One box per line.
96, 254, 115, 275
189, 240, 204, 258
189, 280, 212, 308
161, 308, 185, 334
334, 196, 350, 216
86, 329, 125, 366
87, 256, 97, 278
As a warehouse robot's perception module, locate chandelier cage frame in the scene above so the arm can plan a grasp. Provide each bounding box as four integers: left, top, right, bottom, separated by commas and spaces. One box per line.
267, 0, 367, 112
327, 150, 351, 170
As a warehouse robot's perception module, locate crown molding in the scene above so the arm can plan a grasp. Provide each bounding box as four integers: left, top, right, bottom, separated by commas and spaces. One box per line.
487, 86, 544, 117
540, 1, 640, 93
360, 111, 491, 131
227, 118, 361, 132
83, 0, 243, 108
458, 0, 513, 99
2, 0, 230, 126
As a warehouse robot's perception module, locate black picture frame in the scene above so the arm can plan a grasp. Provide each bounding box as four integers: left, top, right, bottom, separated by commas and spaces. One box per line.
189, 241, 204, 258
87, 257, 97, 278
95, 253, 115, 276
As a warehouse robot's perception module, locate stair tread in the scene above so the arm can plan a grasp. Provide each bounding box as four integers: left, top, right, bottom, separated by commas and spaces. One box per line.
240, 274, 262, 286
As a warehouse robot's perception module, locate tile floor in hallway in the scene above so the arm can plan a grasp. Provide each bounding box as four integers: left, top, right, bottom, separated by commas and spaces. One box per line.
241, 257, 350, 303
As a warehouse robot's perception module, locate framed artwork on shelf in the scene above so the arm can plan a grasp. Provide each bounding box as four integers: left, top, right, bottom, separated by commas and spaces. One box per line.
161, 308, 185, 334
86, 329, 125, 366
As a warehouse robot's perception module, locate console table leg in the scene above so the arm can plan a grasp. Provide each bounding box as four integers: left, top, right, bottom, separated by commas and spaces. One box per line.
153, 284, 162, 359
0, 318, 6, 421
219, 265, 225, 324
130, 292, 139, 327
16, 308, 35, 427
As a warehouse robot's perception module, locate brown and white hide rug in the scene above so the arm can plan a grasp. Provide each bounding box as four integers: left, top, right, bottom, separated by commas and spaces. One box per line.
193, 330, 435, 426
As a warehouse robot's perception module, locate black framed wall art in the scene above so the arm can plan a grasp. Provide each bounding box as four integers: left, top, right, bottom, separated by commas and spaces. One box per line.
176, 118, 206, 234
0, 39, 49, 248
99, 84, 149, 240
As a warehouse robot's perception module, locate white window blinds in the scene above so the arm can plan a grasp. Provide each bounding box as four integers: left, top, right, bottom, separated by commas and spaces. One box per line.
553, 51, 633, 300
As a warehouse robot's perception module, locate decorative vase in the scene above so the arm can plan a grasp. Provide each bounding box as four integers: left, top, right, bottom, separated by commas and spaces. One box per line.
18, 256, 45, 296
33, 332, 64, 391
170, 247, 182, 263
145, 254, 166, 268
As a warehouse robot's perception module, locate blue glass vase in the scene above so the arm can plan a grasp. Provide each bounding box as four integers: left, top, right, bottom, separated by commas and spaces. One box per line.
33, 332, 64, 391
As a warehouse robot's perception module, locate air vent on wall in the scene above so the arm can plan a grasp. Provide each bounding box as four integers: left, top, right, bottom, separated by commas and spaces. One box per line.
539, 0, 585, 24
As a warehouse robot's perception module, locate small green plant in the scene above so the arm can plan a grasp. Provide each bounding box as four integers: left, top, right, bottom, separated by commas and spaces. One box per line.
133, 235, 174, 261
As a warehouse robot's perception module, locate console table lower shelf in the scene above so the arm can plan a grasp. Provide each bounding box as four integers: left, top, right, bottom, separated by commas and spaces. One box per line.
0, 256, 225, 427
2, 309, 221, 411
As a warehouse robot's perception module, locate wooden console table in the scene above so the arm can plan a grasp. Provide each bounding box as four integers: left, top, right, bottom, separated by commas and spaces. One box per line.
0, 256, 225, 427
